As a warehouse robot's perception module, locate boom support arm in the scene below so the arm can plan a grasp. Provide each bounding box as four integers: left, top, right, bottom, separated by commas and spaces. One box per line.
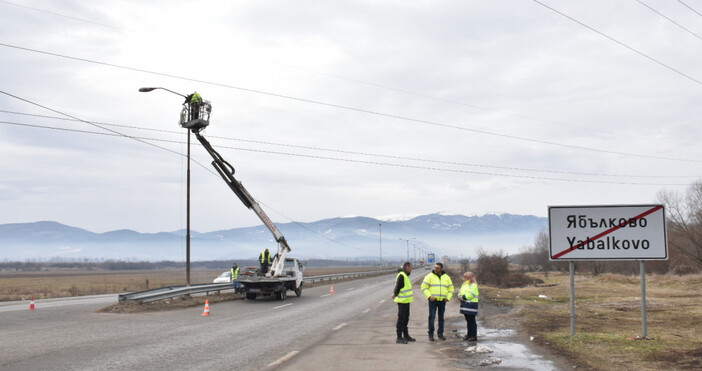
193, 131, 291, 277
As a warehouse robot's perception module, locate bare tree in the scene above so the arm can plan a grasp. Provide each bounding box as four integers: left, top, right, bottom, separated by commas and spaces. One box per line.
657, 182, 702, 271
520, 228, 552, 275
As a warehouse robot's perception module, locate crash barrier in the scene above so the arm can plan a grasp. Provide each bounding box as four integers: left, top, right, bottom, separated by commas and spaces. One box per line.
118, 267, 409, 303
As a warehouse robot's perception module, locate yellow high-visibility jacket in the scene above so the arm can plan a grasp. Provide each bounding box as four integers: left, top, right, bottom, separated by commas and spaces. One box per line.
458, 281, 479, 303
421, 271, 454, 301
394, 271, 414, 304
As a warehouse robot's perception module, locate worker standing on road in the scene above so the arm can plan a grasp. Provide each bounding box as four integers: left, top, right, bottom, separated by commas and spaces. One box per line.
392, 262, 415, 344
421, 262, 454, 341
458, 271, 479, 341
259, 248, 272, 274
231, 262, 241, 289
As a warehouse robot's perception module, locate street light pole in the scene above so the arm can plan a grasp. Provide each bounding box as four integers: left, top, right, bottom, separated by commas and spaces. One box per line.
139, 86, 191, 286
398, 238, 415, 262
379, 223, 384, 269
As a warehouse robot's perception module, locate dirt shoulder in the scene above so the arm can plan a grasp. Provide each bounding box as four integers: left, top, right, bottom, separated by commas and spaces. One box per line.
481, 272, 702, 371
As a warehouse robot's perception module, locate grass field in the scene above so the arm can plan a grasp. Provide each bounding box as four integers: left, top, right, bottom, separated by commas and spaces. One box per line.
482, 272, 702, 370
0, 266, 379, 302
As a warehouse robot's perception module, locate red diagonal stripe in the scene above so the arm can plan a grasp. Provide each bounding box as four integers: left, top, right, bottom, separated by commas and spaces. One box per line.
552, 205, 663, 259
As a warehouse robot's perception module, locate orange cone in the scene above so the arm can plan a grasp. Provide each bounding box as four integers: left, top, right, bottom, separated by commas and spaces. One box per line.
201, 299, 210, 316
330, 285, 335, 295
29, 297, 35, 311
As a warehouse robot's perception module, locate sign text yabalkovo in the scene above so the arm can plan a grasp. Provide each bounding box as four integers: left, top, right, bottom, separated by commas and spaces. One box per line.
548, 205, 668, 261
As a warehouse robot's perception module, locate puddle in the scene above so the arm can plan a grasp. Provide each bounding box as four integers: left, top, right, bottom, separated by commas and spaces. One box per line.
449, 320, 563, 370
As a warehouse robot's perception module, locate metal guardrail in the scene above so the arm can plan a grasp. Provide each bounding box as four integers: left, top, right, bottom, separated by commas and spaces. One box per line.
118, 282, 234, 303
118, 268, 403, 303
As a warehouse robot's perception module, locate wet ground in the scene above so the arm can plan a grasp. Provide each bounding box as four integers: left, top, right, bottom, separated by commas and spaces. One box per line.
438, 317, 567, 370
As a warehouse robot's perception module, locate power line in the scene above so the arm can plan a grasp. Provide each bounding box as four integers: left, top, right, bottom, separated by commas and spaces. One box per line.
0, 92, 368, 252
1, 42, 701, 164
677, 0, 702, 17
0, 119, 691, 186
2, 109, 698, 179
636, 0, 702, 41
0, 0, 647, 141
531, 0, 702, 86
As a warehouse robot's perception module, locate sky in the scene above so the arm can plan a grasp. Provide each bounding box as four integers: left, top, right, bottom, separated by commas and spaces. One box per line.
1, 0, 702, 236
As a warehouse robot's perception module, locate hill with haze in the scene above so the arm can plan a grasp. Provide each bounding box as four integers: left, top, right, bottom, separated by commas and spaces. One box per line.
0, 213, 547, 262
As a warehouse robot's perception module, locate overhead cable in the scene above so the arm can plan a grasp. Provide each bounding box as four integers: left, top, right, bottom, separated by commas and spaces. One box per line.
0, 119, 690, 186
1, 42, 700, 164
2, 109, 697, 179
532, 0, 702, 86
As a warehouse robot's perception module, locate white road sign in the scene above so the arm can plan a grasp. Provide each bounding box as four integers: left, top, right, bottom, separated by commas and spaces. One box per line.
548, 205, 667, 261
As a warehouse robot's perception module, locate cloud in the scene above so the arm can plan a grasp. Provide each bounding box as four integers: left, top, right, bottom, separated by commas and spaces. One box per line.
1, 0, 700, 238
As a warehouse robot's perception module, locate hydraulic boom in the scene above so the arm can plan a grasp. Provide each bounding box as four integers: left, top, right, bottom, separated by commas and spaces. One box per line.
179, 96, 291, 278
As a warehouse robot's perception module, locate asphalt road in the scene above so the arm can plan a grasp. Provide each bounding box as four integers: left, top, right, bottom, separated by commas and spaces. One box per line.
0, 274, 402, 370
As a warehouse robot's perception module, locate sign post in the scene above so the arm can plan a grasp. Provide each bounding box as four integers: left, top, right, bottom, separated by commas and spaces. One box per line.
548, 205, 667, 337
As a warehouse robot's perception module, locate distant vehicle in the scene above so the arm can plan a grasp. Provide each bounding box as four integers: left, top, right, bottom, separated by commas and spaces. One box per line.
213, 271, 232, 283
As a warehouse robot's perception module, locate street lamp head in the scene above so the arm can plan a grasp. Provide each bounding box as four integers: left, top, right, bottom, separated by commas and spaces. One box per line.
138, 87, 157, 92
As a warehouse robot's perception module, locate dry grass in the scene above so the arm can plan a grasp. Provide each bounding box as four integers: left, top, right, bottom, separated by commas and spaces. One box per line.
483, 272, 702, 370
0, 266, 380, 302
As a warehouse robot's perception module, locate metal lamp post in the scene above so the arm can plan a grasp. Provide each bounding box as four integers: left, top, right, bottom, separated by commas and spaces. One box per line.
398, 238, 415, 262
378, 223, 383, 270
139, 87, 192, 286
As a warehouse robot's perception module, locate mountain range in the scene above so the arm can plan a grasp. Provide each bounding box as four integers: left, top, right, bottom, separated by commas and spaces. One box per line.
0, 213, 547, 262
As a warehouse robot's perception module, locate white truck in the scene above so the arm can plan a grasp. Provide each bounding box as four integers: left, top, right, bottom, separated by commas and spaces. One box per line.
180, 96, 304, 301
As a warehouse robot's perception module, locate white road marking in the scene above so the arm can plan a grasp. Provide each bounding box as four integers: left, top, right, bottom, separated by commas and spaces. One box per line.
362, 308, 370, 314
380, 299, 386, 304
320, 293, 331, 297
332, 322, 347, 331
267, 350, 300, 368
346, 287, 355, 291
274, 303, 292, 309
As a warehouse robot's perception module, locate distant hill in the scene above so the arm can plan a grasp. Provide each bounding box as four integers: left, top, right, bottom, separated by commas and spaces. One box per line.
0, 213, 547, 261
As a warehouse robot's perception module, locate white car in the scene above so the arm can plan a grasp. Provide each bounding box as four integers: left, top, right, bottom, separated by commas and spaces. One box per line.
213, 271, 232, 283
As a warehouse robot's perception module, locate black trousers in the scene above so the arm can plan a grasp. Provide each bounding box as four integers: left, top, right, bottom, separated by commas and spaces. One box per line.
396, 303, 411, 338
260, 263, 270, 274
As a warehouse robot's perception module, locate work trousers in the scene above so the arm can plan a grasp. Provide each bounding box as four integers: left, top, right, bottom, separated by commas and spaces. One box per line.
464, 313, 477, 338
396, 303, 411, 338
427, 300, 446, 336
260, 263, 270, 274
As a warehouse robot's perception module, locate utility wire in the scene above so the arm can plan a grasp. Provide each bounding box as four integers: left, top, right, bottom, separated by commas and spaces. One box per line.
0, 91, 368, 251
1, 42, 700, 164
0, 0, 645, 141
636, 0, 702, 41
677, 0, 702, 17
0, 119, 691, 186
531, 0, 702, 86
2, 109, 698, 179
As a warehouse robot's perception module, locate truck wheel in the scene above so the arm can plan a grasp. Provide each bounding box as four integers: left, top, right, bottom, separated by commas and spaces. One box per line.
246, 293, 257, 300
276, 290, 287, 301
295, 287, 302, 297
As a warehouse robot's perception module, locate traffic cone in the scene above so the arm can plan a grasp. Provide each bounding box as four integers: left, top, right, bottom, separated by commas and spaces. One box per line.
201, 299, 210, 316
330, 285, 335, 295
29, 297, 35, 311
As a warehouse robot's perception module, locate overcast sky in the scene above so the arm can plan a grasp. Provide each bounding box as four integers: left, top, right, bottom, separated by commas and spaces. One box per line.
2, 0, 701, 236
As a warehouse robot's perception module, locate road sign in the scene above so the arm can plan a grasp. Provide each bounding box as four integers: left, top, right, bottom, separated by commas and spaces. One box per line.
548, 204, 667, 261
427, 253, 436, 264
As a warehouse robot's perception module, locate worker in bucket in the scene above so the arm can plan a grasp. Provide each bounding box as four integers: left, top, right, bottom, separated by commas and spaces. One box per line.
184, 91, 202, 120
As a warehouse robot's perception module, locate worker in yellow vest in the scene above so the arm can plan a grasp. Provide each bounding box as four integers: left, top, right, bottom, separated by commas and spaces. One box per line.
421, 262, 454, 341
392, 262, 414, 344
458, 271, 479, 341
186, 91, 202, 120
259, 248, 272, 274
231, 262, 241, 289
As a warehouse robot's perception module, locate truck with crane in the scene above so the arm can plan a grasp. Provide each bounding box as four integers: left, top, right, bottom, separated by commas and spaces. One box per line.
179, 94, 304, 301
